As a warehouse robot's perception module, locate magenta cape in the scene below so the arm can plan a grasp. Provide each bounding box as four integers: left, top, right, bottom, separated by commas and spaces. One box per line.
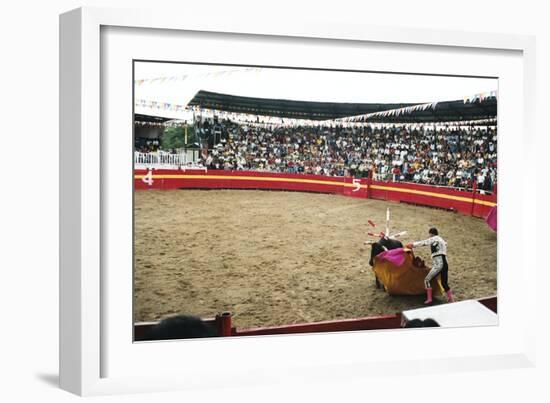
377, 248, 406, 267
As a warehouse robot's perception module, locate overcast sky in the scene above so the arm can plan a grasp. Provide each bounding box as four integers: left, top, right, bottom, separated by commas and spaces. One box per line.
135, 61, 498, 112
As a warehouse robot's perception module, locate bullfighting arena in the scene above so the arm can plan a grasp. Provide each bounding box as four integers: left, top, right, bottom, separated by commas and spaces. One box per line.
134, 189, 497, 328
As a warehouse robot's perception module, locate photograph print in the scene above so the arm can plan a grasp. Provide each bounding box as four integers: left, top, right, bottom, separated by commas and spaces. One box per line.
133, 61, 498, 341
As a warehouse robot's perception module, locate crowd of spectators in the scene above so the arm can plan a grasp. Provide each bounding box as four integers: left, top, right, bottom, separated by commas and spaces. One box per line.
135, 138, 160, 153
195, 118, 497, 192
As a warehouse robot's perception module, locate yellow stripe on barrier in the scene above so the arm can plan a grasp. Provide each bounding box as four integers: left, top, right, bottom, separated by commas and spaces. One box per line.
370, 184, 497, 207
370, 184, 473, 203
134, 174, 496, 207
472, 199, 498, 207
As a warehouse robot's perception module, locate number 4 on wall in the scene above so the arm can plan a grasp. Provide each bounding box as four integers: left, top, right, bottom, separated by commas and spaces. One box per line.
142, 170, 154, 186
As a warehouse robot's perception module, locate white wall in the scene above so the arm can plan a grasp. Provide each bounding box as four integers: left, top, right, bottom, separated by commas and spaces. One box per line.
0, 1, 547, 402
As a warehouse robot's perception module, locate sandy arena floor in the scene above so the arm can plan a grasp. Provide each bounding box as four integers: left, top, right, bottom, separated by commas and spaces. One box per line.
134, 189, 497, 329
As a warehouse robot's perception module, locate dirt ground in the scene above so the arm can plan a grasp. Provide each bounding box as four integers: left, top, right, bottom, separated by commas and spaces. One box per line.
134, 189, 497, 329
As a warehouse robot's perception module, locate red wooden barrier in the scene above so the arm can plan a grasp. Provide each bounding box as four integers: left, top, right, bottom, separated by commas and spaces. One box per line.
477, 295, 498, 313
233, 313, 402, 336
216, 312, 233, 337
134, 169, 496, 219
133, 313, 403, 340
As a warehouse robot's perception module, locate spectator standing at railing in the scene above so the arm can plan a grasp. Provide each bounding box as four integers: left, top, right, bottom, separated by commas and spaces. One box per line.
392, 165, 401, 182
476, 171, 485, 189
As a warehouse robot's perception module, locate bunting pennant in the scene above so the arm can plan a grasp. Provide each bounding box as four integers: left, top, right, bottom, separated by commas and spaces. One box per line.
135, 99, 190, 112
134, 120, 190, 128
134, 68, 263, 86
334, 101, 439, 123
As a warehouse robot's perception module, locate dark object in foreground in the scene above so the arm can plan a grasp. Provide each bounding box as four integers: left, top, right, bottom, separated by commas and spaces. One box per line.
403, 318, 440, 328
146, 314, 218, 340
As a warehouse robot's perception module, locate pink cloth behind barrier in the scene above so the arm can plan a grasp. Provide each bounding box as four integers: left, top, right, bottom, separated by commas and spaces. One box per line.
485, 206, 497, 231
377, 248, 406, 267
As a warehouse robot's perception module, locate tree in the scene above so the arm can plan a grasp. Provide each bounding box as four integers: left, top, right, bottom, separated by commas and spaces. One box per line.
161, 125, 198, 150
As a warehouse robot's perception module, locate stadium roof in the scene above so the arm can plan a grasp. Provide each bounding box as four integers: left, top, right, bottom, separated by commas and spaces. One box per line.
135, 114, 171, 123
187, 90, 415, 120
186, 90, 497, 123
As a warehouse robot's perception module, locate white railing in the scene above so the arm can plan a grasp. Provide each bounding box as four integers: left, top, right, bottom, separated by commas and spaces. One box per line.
134, 150, 200, 169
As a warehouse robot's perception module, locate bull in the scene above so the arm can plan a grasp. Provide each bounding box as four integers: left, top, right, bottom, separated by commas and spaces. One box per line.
368, 237, 403, 289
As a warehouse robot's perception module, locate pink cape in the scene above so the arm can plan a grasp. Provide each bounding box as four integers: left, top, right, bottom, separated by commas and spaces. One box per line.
377, 248, 406, 267
485, 206, 497, 231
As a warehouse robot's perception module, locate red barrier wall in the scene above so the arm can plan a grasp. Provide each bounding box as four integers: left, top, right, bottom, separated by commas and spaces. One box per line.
134, 169, 496, 218
368, 181, 496, 218
134, 169, 368, 198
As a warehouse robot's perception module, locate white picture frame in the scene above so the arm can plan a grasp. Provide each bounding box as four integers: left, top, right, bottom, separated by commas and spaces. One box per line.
60, 6, 537, 396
